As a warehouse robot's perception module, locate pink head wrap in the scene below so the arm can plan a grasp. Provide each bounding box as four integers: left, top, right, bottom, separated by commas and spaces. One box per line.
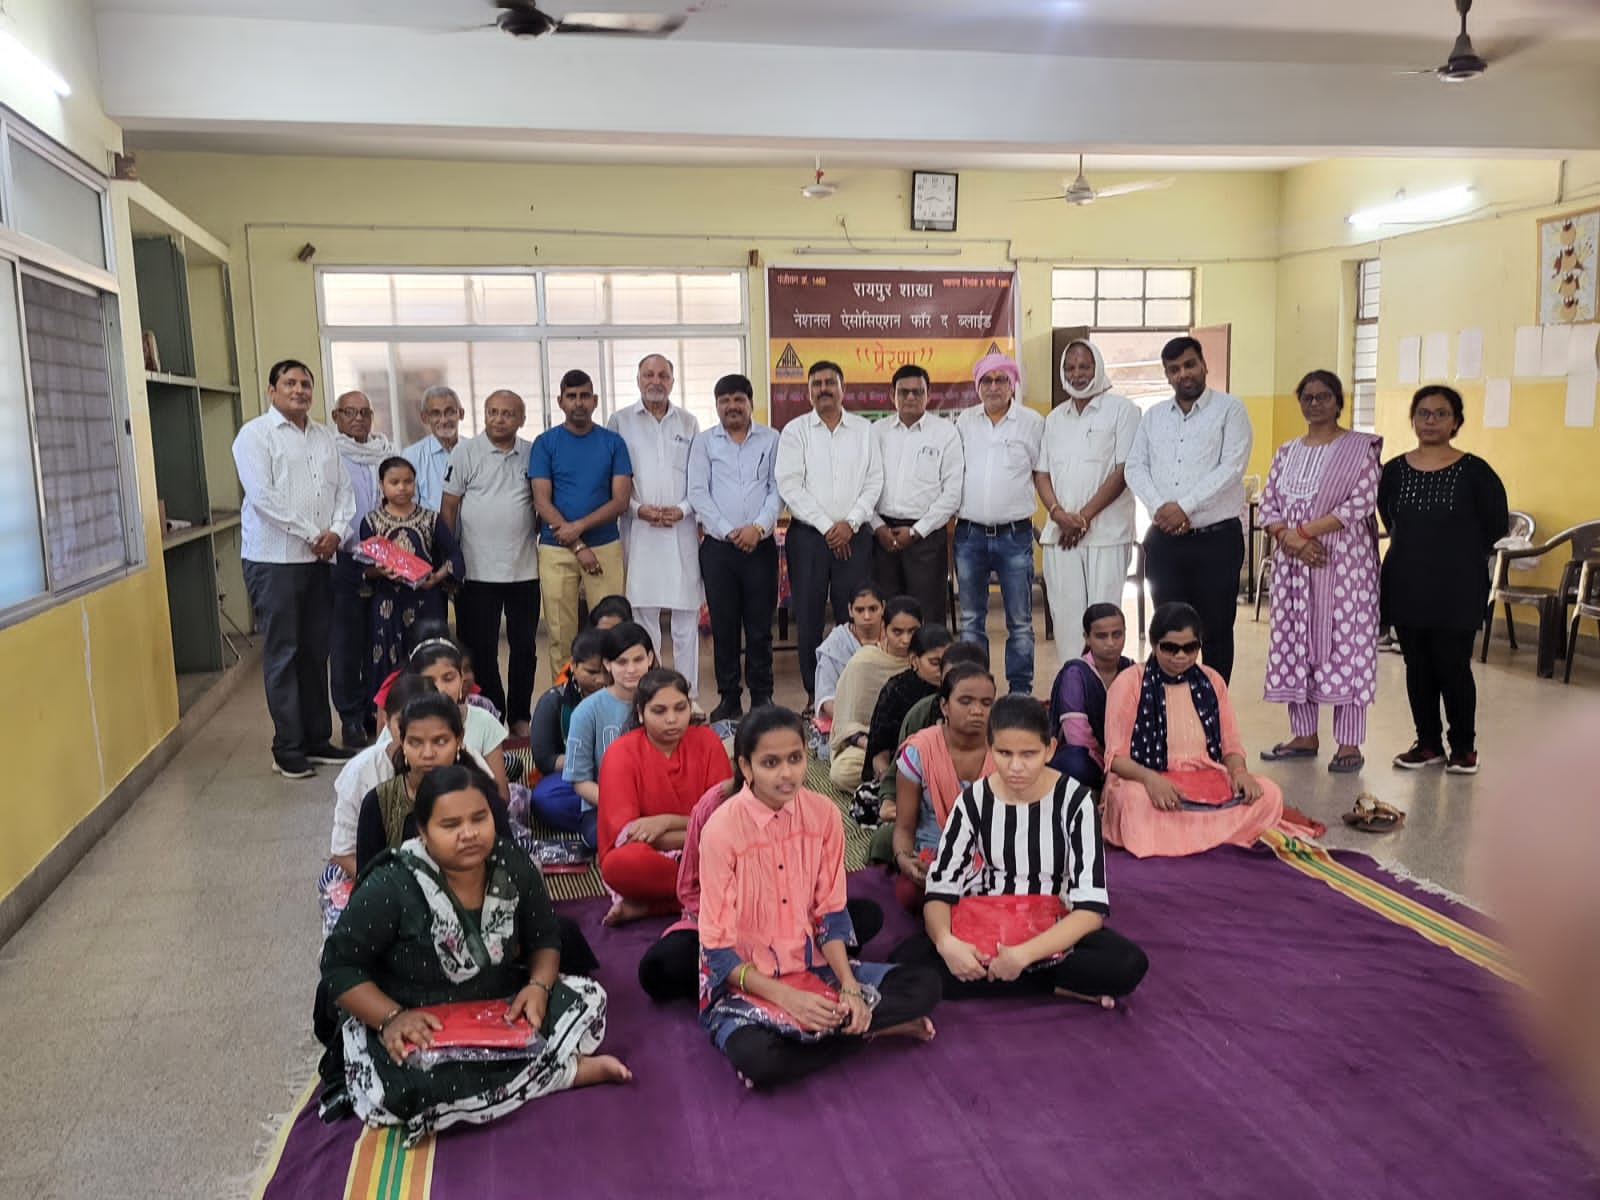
972, 353, 1021, 389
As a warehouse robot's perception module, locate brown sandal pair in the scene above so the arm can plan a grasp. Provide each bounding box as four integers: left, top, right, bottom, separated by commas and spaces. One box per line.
1341, 792, 1405, 833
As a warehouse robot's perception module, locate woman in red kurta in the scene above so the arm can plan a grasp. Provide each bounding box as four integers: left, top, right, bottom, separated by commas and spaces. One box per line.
597, 669, 732, 925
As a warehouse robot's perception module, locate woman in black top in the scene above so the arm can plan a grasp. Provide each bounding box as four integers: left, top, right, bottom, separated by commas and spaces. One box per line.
1377, 386, 1508, 775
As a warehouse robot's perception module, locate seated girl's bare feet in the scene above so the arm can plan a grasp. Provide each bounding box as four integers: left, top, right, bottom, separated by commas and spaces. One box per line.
573, 1054, 631, 1088
868, 1016, 936, 1043
1055, 987, 1117, 1009
602, 898, 653, 926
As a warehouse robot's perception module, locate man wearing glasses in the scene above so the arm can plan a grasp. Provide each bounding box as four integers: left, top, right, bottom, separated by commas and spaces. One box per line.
953, 352, 1045, 695
329, 389, 394, 747
1124, 336, 1253, 683
403, 385, 465, 511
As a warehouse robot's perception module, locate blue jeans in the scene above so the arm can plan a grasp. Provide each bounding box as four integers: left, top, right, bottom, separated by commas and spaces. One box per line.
954, 523, 1036, 694
529, 773, 599, 849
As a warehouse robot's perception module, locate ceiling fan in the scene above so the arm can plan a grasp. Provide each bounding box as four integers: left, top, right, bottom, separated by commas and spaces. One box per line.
1399, 0, 1529, 82
800, 161, 838, 200
491, 1, 685, 38
1026, 156, 1173, 207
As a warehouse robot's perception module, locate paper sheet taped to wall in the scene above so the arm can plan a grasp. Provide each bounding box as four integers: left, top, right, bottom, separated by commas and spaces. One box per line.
1513, 326, 1543, 377
1568, 324, 1599, 374
1397, 336, 1421, 384
1456, 329, 1483, 380
1566, 372, 1597, 427
1423, 332, 1450, 380
1542, 325, 1573, 378
1483, 378, 1511, 429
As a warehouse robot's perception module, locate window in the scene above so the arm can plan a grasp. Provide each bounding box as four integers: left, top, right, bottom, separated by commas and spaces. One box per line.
0, 107, 141, 622
1351, 259, 1380, 433
319, 269, 747, 444
1052, 267, 1195, 403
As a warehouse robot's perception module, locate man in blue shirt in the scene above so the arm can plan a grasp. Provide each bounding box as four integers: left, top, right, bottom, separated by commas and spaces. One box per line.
687, 373, 782, 721
401, 384, 464, 511
529, 369, 633, 681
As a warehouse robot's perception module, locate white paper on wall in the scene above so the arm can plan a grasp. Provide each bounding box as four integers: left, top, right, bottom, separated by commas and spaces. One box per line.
1513, 326, 1543, 377
1397, 336, 1421, 384
1455, 329, 1483, 380
1482, 378, 1511, 428
1542, 324, 1573, 377
1423, 332, 1450, 380
1565, 371, 1597, 428
1568, 323, 1600, 374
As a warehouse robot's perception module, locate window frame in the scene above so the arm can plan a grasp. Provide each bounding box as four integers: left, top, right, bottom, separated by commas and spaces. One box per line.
0, 104, 143, 631
316, 266, 750, 436
1351, 258, 1380, 434
1051, 267, 1197, 405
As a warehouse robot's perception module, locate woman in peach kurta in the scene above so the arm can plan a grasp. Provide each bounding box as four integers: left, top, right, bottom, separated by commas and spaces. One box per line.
1102, 603, 1284, 858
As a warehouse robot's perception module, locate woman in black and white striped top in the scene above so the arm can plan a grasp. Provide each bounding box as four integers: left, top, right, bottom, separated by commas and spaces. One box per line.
890, 695, 1148, 1005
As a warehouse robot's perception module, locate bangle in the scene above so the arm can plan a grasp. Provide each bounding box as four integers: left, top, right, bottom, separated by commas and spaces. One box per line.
838, 986, 865, 1000
736, 963, 752, 992
528, 978, 551, 995
1296, 523, 1309, 539
377, 1006, 403, 1034
573, 541, 587, 553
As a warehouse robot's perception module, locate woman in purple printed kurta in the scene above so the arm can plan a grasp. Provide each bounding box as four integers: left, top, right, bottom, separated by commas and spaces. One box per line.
1258, 371, 1382, 772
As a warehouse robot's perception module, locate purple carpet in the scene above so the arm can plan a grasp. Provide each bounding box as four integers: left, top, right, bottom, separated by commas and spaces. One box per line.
261, 847, 1598, 1199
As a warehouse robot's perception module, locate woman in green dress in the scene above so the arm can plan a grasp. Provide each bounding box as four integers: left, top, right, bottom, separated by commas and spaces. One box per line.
320, 765, 630, 1143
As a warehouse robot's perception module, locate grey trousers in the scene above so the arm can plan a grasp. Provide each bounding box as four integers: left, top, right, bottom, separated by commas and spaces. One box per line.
242, 559, 334, 758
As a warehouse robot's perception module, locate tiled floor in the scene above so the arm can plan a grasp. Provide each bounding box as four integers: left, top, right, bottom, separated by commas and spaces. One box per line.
0, 597, 1593, 1198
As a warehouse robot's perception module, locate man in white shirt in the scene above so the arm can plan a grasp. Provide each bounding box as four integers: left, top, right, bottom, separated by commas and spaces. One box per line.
231, 359, 358, 779
1033, 339, 1142, 651
328, 390, 394, 748
607, 354, 703, 697
954, 352, 1045, 695
440, 390, 542, 734
401, 385, 463, 511
1123, 336, 1253, 682
871, 364, 963, 627
775, 360, 884, 713
687, 373, 782, 722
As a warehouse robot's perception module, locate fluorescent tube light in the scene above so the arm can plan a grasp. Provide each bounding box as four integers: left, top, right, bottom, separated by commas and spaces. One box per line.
1347, 186, 1474, 231
0, 29, 71, 97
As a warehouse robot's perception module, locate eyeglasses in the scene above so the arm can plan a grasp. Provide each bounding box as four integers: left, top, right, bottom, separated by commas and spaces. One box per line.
1414, 408, 1454, 423
334, 407, 373, 418
1299, 391, 1337, 405
1157, 639, 1202, 655
978, 374, 1011, 386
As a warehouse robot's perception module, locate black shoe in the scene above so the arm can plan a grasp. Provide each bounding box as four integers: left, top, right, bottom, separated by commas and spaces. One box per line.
271, 755, 316, 780
709, 697, 744, 723
307, 743, 359, 765
341, 725, 372, 751
749, 696, 772, 710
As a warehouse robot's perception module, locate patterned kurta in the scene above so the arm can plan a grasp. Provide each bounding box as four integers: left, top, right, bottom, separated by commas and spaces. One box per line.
360, 504, 463, 702
1258, 432, 1382, 708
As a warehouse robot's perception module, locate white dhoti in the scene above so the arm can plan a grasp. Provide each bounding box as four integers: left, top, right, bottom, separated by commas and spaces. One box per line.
1043, 541, 1132, 650
634, 604, 702, 697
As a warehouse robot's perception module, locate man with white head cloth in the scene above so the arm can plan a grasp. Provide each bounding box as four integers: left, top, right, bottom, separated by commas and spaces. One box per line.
1034, 338, 1142, 649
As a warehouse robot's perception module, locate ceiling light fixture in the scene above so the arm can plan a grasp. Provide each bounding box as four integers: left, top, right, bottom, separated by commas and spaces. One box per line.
1347, 185, 1474, 231
0, 29, 71, 97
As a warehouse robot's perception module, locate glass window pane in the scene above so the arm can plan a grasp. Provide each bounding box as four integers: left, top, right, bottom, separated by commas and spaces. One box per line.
1091, 330, 1173, 404
546, 340, 606, 413
21, 273, 127, 587
391, 274, 470, 326
610, 274, 682, 325
1051, 299, 1095, 328
679, 273, 744, 324
1097, 269, 1144, 300
1051, 269, 1095, 300
320, 274, 395, 325
393, 342, 471, 445
545, 274, 607, 325
1145, 269, 1193, 299
679, 338, 744, 430
8, 143, 106, 270
468, 342, 546, 434
0, 262, 47, 607
328, 341, 396, 440
1096, 298, 1145, 328
1144, 299, 1193, 327
470, 275, 539, 325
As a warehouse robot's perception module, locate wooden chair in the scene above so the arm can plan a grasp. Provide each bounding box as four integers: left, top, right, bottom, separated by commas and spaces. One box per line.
1483, 518, 1600, 677
1563, 557, 1600, 683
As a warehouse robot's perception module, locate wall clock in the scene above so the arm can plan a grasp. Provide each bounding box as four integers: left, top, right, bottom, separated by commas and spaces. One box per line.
911, 170, 958, 232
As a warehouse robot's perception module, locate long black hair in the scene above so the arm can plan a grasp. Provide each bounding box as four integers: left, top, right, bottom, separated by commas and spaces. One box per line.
987, 693, 1052, 745
728, 704, 807, 793
626, 667, 692, 732
390, 692, 466, 774
1149, 601, 1204, 645
413, 762, 498, 828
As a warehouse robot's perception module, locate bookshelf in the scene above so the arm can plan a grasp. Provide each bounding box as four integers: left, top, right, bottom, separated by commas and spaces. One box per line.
118, 182, 247, 710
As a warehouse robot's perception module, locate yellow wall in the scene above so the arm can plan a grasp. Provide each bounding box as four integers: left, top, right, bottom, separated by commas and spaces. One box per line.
1274, 153, 1600, 587
131, 151, 1284, 439
0, 0, 179, 901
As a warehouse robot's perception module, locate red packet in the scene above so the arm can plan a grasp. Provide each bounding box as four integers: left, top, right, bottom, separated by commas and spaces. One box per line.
745, 971, 840, 1025
356, 536, 431, 588
410, 999, 539, 1051
951, 894, 1065, 960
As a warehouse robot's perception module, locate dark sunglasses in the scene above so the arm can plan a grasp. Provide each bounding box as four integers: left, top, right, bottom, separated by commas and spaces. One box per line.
1158, 639, 1202, 655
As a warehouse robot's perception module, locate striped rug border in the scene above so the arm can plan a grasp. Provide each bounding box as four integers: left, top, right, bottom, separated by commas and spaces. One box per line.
251, 1081, 316, 1200
342, 1126, 435, 1200
1261, 830, 1518, 984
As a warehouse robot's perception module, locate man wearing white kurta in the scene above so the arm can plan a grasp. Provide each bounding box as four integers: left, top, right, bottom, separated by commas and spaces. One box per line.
607, 354, 703, 696
1034, 338, 1142, 649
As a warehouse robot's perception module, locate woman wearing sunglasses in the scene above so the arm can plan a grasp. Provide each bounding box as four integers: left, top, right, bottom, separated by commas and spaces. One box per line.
1101, 602, 1284, 857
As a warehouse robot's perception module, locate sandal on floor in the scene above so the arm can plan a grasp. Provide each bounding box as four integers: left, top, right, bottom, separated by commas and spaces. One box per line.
1261, 742, 1318, 762
1341, 792, 1405, 833
1328, 750, 1365, 774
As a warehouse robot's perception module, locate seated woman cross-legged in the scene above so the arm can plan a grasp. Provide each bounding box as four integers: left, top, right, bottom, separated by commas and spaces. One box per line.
1102, 602, 1286, 858
697, 707, 940, 1089
1047, 602, 1135, 791
891, 695, 1148, 1005
891, 662, 996, 912
596, 668, 733, 926
828, 595, 924, 793
318, 766, 628, 1145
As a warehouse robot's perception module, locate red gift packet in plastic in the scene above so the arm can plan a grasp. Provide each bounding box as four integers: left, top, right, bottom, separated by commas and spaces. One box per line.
951, 894, 1066, 960
356, 536, 431, 587
408, 999, 539, 1051
745, 971, 840, 1024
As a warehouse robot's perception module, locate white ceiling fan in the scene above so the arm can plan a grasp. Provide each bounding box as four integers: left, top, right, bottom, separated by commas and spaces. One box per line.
800, 160, 838, 200
1026, 155, 1173, 207
487, 1, 685, 39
